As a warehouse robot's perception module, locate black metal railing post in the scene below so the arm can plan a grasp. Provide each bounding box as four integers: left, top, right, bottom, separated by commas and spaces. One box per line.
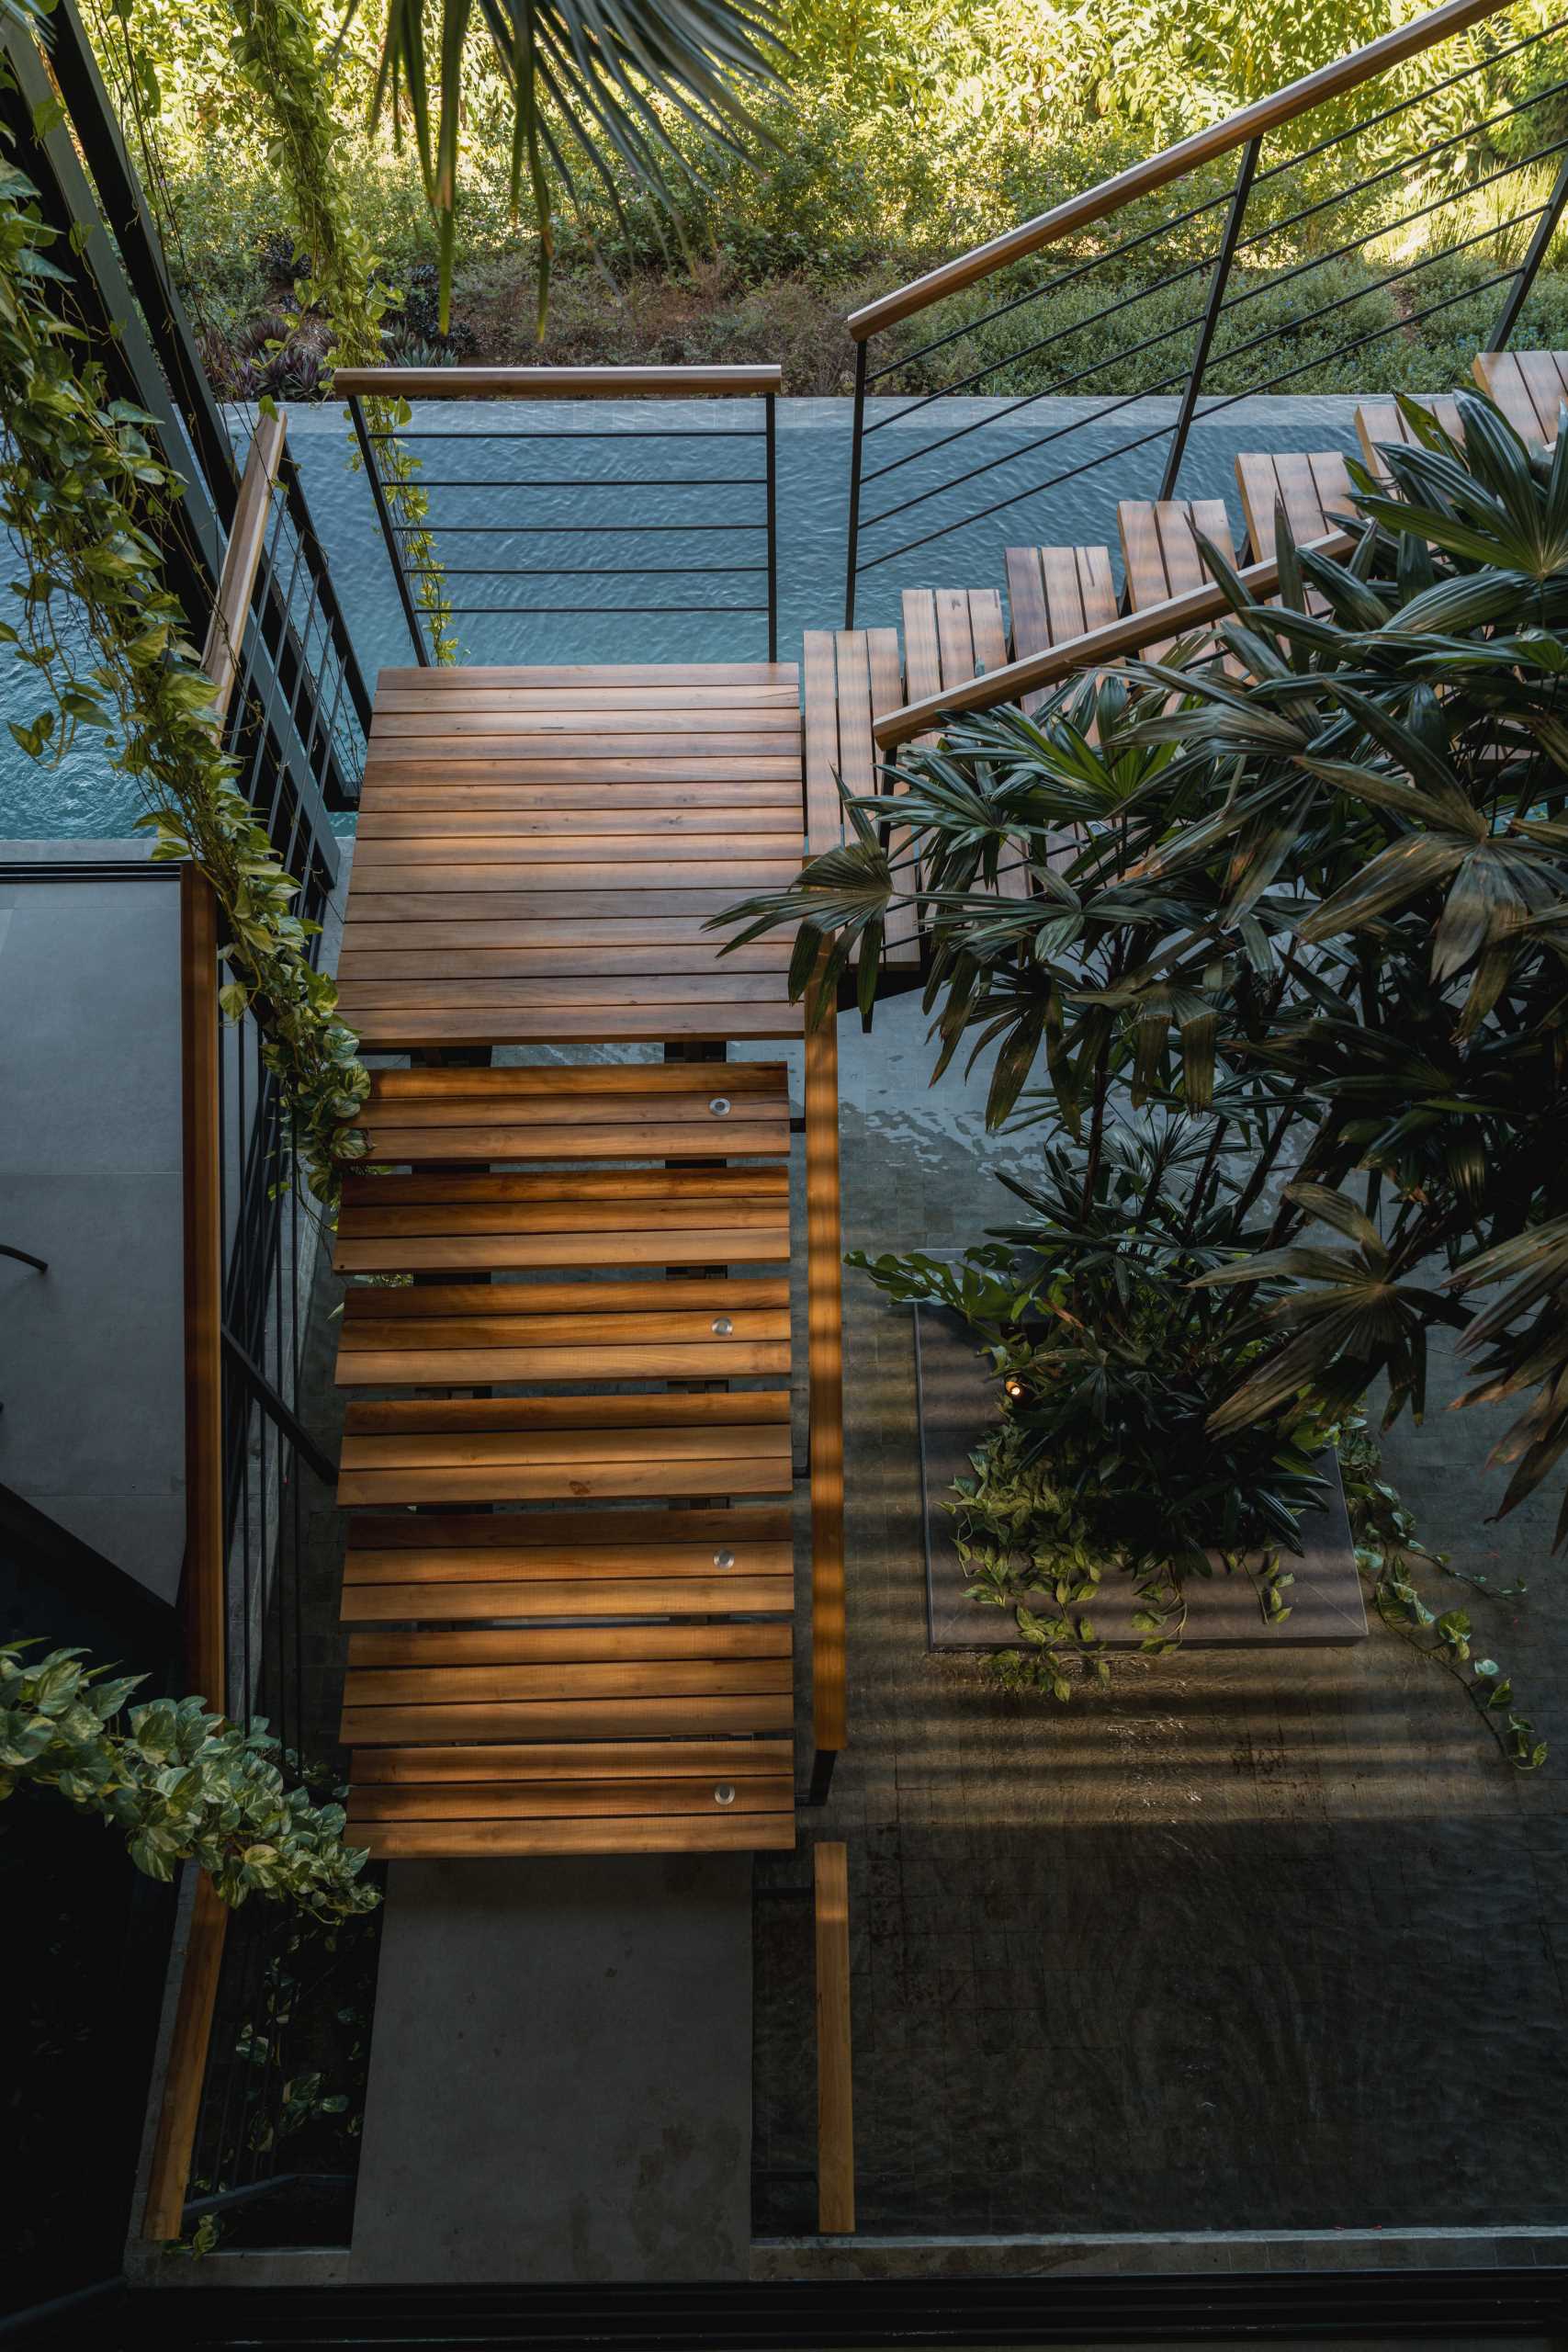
349, 392, 430, 665
1157, 134, 1263, 503
1486, 144, 1568, 351
844, 339, 867, 628
764, 390, 779, 663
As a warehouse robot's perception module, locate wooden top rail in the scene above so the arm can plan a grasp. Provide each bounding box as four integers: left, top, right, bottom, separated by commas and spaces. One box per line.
872, 529, 1354, 748
333, 364, 784, 400
847, 0, 1513, 341
201, 410, 285, 726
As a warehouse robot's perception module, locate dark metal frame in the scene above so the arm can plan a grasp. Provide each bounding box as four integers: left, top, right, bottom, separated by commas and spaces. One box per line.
842, 3, 1568, 622
93, 2264, 1568, 2343
348, 387, 781, 663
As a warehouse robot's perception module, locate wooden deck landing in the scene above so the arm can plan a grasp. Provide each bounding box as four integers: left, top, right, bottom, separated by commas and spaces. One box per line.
336, 663, 807, 1049
332, 660, 848, 1860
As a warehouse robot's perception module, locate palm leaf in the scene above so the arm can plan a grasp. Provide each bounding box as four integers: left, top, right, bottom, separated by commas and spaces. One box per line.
346, 0, 786, 330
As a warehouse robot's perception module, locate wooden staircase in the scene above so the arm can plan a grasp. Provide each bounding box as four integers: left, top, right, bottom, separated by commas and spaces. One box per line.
854, 350, 1560, 764
331, 662, 846, 1860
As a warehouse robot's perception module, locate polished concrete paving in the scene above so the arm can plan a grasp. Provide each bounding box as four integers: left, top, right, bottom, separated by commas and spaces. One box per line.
351, 1855, 752, 2282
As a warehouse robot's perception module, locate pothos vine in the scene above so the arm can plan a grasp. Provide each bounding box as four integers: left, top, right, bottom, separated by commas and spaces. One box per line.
221, 0, 457, 664
0, 137, 369, 1203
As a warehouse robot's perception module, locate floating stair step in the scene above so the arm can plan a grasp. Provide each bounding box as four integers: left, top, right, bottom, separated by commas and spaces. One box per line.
333, 1166, 791, 1276
337, 1389, 795, 1510
350, 1058, 790, 1166
1472, 349, 1566, 447
338, 1272, 792, 1390
1355, 394, 1463, 483
1003, 545, 1116, 664
899, 587, 1027, 898
1235, 450, 1354, 560
340, 1503, 795, 1623
342, 1811, 796, 1860
1118, 499, 1234, 606
800, 628, 910, 963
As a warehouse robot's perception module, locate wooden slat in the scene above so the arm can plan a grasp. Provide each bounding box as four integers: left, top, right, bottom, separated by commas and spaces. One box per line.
1235, 449, 1352, 560
342, 1692, 795, 1745
348, 1775, 794, 1822
344, 1502, 792, 1557
816, 1840, 855, 2234
353, 1738, 793, 1781
344, 1812, 797, 1858
348, 1620, 792, 1667
340, 1006, 806, 1050
341, 1574, 794, 1621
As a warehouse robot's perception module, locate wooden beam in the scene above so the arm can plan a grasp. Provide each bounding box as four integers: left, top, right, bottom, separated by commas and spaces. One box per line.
815, 1840, 855, 2234
805, 966, 846, 1768
873, 531, 1353, 749
200, 411, 285, 726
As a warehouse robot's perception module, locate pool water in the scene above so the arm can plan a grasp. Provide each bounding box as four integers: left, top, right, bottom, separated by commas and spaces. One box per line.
0, 391, 1370, 838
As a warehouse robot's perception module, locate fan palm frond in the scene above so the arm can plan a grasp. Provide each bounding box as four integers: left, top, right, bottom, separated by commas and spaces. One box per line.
344, 0, 785, 330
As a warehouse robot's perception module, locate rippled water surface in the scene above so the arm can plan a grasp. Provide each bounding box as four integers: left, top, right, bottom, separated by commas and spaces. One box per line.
0, 391, 1371, 838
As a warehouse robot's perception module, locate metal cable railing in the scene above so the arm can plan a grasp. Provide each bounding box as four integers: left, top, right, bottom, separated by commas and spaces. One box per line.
337, 365, 782, 666
842, 0, 1568, 623
144, 422, 371, 2251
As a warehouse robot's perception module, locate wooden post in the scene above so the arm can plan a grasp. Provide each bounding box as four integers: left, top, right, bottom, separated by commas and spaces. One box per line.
814, 1840, 855, 2234
142, 414, 286, 2243
142, 864, 227, 2242
805, 967, 846, 1785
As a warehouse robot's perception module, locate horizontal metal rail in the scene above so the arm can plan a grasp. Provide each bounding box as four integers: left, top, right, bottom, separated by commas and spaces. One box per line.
841, 0, 1568, 624
344, 365, 781, 666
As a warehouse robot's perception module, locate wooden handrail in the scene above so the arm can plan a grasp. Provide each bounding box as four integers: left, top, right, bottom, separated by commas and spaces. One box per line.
847, 0, 1513, 341
142, 415, 286, 2247
333, 363, 784, 399
872, 529, 1354, 747
201, 409, 285, 725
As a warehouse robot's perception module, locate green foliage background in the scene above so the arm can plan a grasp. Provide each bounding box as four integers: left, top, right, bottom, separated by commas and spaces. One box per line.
88, 0, 1568, 390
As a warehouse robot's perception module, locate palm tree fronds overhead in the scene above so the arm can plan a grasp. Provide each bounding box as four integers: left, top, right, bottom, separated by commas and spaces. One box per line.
344, 0, 785, 331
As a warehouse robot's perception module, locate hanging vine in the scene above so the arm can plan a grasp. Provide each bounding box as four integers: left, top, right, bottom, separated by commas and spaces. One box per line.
0, 143, 368, 1202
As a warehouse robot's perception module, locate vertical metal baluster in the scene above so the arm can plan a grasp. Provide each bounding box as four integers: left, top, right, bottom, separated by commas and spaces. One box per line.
348, 393, 429, 664
1486, 146, 1568, 352
1158, 134, 1262, 504
843, 340, 867, 629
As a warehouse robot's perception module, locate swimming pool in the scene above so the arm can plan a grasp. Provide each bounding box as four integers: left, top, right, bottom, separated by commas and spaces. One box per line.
0, 390, 1370, 838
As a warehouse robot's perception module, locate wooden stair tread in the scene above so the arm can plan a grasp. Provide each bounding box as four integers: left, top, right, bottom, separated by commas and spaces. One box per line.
1355, 394, 1463, 483
342, 1813, 796, 1858
897, 587, 1027, 900
1472, 349, 1567, 447
1235, 450, 1354, 560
